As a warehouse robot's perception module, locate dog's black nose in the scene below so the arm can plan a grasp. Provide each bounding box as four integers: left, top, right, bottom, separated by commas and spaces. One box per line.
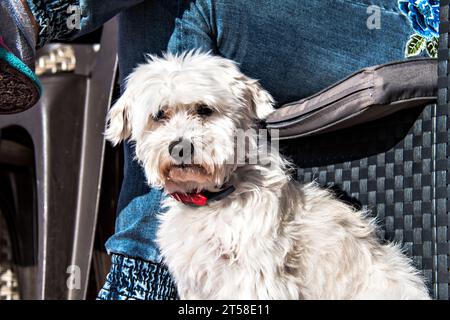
169, 139, 194, 161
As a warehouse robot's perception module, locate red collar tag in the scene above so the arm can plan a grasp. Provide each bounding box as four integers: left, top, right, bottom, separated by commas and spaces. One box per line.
170, 192, 208, 206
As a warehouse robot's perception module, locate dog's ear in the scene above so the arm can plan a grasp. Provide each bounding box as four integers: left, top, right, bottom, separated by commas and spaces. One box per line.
105, 93, 132, 146
246, 79, 275, 120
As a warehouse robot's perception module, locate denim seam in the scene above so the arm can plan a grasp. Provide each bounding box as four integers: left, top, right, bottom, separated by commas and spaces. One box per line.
195, 1, 213, 39
180, 19, 185, 53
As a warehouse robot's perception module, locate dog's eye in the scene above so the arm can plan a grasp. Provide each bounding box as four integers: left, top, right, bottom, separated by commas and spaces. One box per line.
197, 105, 213, 117
153, 109, 166, 121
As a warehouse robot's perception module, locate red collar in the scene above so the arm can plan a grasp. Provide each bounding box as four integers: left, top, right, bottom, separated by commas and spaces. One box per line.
169, 185, 235, 206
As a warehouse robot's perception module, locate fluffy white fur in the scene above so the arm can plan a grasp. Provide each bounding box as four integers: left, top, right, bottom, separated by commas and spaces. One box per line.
105, 51, 430, 300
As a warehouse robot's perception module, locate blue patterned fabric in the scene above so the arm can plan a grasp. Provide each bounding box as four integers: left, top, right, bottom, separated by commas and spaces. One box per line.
398, 0, 439, 40
27, 0, 143, 47
26, 0, 79, 48
97, 254, 178, 300
398, 0, 439, 58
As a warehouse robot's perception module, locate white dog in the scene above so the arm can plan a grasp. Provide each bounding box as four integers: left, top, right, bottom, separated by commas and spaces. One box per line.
105, 51, 430, 300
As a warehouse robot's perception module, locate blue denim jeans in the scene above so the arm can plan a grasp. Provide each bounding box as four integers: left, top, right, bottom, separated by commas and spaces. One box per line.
28, 0, 414, 300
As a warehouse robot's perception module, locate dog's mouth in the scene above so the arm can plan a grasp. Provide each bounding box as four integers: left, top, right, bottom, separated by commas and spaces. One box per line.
162, 163, 212, 194
169, 163, 207, 177
165, 163, 211, 184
